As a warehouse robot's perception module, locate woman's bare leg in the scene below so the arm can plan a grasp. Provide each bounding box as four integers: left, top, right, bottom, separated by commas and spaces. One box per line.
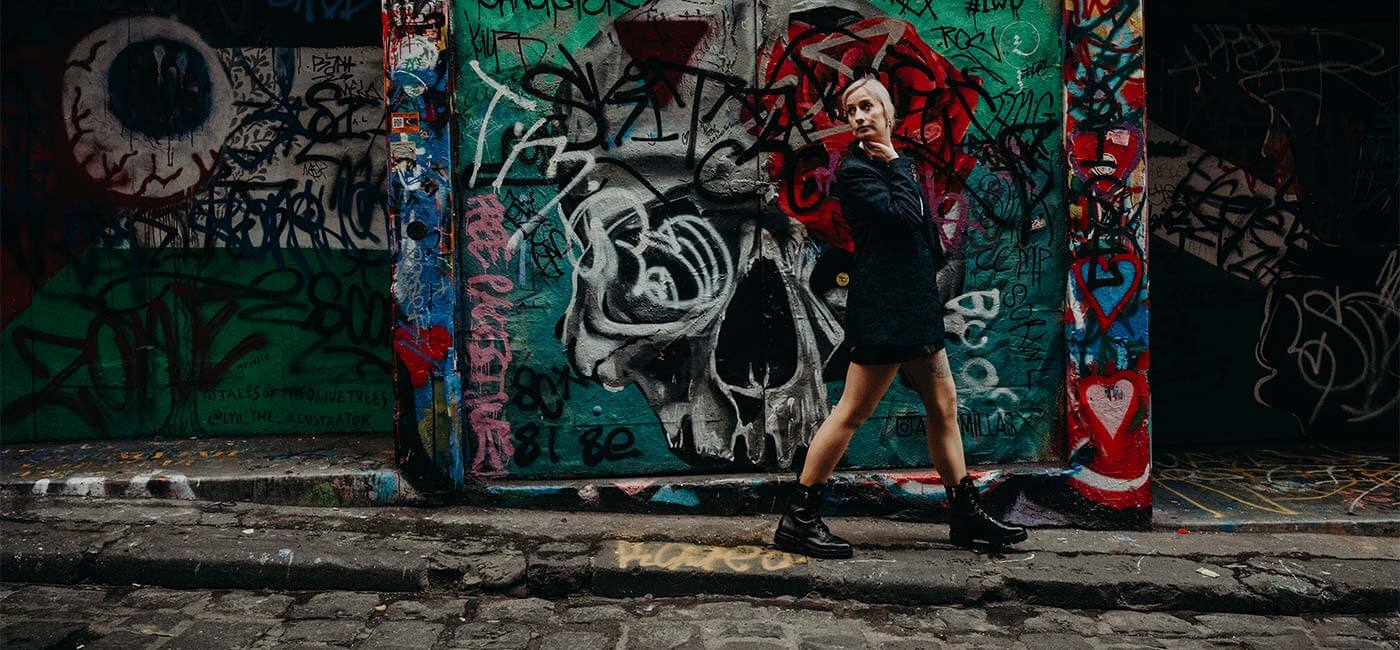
799, 361, 901, 486
901, 348, 1026, 545
899, 349, 967, 484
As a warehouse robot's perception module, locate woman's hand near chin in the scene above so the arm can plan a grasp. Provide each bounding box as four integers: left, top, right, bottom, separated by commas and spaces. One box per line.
863, 140, 898, 163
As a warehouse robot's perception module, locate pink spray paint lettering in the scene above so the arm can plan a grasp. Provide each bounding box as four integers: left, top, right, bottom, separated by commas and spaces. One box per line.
463, 194, 516, 475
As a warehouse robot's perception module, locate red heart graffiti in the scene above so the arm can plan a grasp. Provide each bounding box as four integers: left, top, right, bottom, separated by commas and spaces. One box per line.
1076, 369, 1146, 477
394, 325, 452, 389
1071, 252, 1142, 330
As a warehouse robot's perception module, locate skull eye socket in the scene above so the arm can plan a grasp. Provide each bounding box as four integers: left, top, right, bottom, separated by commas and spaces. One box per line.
602, 209, 734, 324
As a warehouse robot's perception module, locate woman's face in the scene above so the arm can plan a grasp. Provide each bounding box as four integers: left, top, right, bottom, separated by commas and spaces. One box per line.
843, 86, 887, 143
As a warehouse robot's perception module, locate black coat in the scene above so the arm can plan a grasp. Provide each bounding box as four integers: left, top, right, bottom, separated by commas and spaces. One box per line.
835, 141, 947, 348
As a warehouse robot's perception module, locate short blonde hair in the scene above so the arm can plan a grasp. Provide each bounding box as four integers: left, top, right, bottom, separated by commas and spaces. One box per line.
840, 76, 898, 138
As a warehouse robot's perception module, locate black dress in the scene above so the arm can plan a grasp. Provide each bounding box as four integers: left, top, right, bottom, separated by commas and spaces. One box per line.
835, 141, 948, 365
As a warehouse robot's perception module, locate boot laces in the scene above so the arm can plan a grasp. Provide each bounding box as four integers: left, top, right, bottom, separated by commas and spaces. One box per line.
957, 485, 990, 518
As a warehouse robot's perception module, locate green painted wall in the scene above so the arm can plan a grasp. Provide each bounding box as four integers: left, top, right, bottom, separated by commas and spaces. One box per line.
1, 5, 390, 442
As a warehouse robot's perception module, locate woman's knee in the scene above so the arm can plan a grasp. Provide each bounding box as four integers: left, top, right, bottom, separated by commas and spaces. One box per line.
925, 390, 958, 422
834, 402, 877, 429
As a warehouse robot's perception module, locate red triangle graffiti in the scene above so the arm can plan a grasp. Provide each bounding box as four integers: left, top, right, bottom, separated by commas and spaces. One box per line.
615, 20, 710, 108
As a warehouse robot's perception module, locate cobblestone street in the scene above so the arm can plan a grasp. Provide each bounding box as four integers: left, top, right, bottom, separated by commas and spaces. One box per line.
2, 583, 1395, 649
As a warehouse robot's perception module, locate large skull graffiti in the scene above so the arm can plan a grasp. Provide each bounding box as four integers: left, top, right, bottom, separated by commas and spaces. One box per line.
560, 189, 844, 465
537, 0, 839, 466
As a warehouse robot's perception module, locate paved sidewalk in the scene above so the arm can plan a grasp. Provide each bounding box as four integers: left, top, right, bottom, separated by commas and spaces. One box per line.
5, 435, 1395, 534
2, 495, 1396, 615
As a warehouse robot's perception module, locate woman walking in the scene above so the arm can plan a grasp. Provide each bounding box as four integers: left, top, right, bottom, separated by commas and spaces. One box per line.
772, 77, 1027, 559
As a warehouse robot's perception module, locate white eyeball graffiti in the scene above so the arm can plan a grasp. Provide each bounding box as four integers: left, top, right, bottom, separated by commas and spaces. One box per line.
62, 17, 234, 202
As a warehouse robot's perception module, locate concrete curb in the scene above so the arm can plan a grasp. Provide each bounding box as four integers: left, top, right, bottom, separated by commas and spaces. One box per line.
89, 525, 433, 592
2, 497, 1396, 614
7, 469, 424, 508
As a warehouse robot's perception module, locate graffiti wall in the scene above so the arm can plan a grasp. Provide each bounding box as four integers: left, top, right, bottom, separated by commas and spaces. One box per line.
0, 2, 390, 442
1147, 1, 1399, 444
451, 0, 1070, 478
384, 0, 466, 488
1060, 0, 1149, 513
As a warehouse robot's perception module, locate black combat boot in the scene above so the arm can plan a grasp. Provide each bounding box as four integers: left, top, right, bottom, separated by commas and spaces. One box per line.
773, 481, 853, 559
946, 476, 1027, 547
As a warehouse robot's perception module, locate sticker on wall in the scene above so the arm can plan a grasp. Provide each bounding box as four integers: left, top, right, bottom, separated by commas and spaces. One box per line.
391, 112, 422, 133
